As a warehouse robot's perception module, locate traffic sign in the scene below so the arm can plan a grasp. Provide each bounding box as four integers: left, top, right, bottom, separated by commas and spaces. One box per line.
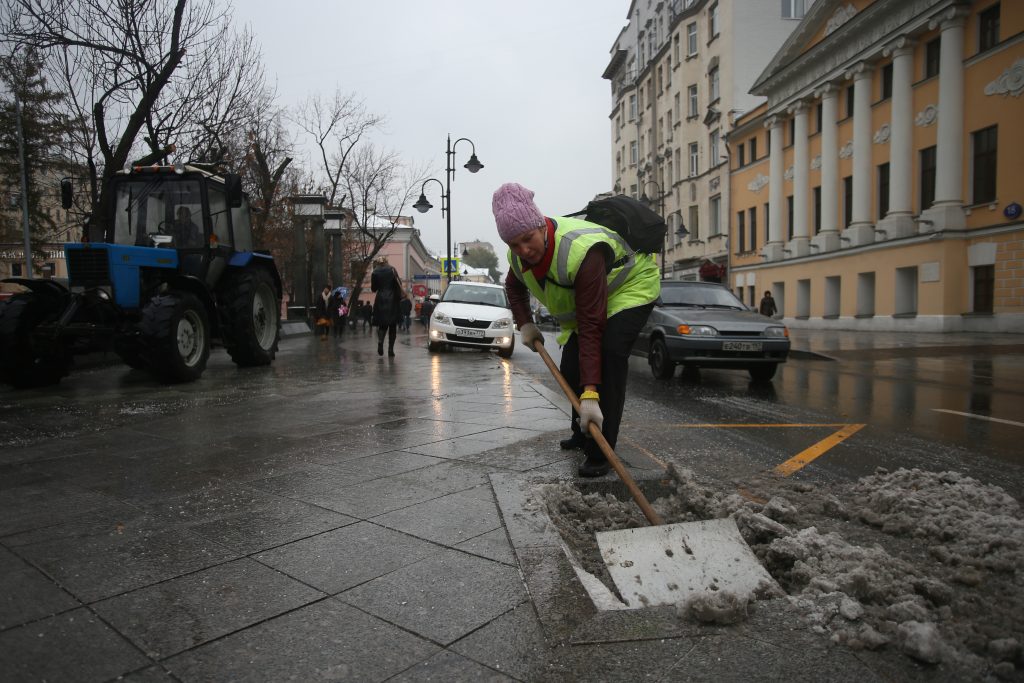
412, 284, 428, 297
442, 258, 460, 274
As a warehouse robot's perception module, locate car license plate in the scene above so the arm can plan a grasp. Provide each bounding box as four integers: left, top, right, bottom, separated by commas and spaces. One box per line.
456, 328, 485, 338
723, 341, 762, 352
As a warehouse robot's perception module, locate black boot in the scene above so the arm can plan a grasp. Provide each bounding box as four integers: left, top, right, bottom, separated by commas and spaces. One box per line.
388, 346, 395, 357
559, 432, 586, 450
578, 452, 610, 478
377, 343, 384, 356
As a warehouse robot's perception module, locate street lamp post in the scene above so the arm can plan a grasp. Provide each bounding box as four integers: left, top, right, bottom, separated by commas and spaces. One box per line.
412, 134, 484, 285
639, 181, 667, 278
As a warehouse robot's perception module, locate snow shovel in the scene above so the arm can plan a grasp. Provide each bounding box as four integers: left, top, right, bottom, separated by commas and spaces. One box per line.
532, 339, 777, 609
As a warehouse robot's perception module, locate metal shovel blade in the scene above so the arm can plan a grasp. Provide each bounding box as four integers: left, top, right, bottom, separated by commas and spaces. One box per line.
595, 517, 777, 609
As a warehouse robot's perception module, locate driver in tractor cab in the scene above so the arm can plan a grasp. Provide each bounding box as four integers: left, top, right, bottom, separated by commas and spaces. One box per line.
173, 206, 201, 247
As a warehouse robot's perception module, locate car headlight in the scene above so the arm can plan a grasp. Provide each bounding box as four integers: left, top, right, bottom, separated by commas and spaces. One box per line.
678, 324, 718, 336
491, 318, 512, 329
764, 326, 789, 338
433, 311, 451, 325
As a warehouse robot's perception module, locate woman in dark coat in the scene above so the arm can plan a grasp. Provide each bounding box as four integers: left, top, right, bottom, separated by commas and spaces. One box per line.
370, 256, 404, 356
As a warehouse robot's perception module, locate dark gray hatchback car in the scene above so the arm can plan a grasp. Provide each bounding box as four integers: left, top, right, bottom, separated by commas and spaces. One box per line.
631, 281, 790, 381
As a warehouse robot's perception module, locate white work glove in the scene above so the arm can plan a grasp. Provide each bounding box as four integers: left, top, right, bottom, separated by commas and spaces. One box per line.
519, 322, 544, 351
578, 398, 604, 435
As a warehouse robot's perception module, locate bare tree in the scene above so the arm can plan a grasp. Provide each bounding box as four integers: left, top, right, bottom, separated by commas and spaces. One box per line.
292, 89, 382, 208
1, 0, 268, 238
341, 143, 428, 307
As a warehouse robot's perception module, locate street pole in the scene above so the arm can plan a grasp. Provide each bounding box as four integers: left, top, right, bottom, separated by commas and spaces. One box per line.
445, 135, 453, 286
14, 92, 33, 279
641, 181, 665, 279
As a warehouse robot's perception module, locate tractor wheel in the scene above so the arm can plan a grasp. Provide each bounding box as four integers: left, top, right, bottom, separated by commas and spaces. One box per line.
649, 337, 676, 379
140, 292, 210, 383
113, 337, 150, 371
0, 293, 70, 389
220, 268, 280, 366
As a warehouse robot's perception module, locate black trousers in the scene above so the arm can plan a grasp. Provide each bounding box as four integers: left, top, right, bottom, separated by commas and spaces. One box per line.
376, 323, 397, 350
559, 302, 654, 458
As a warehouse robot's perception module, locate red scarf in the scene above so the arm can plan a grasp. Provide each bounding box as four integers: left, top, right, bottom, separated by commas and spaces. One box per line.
523, 218, 556, 279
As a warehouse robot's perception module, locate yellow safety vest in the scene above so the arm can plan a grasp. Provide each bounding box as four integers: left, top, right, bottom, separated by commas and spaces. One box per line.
508, 216, 660, 345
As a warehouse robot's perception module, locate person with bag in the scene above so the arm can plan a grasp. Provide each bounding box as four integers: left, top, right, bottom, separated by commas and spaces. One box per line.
328, 288, 346, 338
313, 286, 332, 340
370, 256, 404, 357
493, 182, 660, 477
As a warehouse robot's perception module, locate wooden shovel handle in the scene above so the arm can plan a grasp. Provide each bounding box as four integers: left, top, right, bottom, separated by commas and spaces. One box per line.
532, 340, 663, 526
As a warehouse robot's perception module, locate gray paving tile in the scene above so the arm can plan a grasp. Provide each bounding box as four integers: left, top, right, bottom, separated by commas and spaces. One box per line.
450, 602, 550, 681
14, 519, 239, 603
255, 522, 440, 594
304, 477, 446, 518
339, 550, 525, 646
0, 483, 128, 538
454, 527, 517, 566
388, 650, 514, 682
0, 546, 79, 629
402, 438, 506, 459
389, 460, 505, 496
373, 486, 502, 546
164, 598, 438, 682
0, 607, 150, 681
92, 558, 324, 658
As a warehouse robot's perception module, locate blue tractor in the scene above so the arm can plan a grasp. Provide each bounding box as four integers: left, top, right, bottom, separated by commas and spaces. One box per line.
0, 163, 283, 388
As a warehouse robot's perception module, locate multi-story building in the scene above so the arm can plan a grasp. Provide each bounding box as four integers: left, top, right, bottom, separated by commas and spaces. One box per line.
730, 0, 1022, 332
603, 0, 811, 282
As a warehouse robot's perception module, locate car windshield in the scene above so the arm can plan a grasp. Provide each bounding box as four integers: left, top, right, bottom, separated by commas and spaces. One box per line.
442, 283, 509, 307
660, 284, 746, 309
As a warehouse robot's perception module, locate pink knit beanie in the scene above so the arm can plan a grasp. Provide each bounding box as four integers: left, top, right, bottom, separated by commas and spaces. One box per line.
492, 183, 545, 243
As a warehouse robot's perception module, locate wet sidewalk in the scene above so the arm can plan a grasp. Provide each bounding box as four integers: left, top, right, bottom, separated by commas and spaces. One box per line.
787, 327, 1024, 360
0, 326, 1009, 681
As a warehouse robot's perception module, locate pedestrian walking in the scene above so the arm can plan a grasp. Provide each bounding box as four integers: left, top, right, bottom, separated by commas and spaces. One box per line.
759, 290, 778, 317
370, 256, 404, 357
399, 295, 413, 332
494, 182, 660, 477
360, 300, 372, 332
328, 288, 346, 337
420, 294, 438, 328
313, 286, 332, 340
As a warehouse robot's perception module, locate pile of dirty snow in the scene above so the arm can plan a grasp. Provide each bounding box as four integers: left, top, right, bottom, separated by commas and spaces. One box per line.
538, 466, 1024, 678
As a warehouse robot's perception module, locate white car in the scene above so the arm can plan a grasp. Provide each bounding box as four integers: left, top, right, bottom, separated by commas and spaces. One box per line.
427, 281, 515, 358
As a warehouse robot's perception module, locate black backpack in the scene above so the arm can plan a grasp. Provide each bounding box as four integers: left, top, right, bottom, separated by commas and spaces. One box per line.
567, 195, 667, 254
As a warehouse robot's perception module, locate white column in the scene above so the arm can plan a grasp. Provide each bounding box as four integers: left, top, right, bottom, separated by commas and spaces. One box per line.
813, 84, 840, 253
879, 37, 916, 239
763, 116, 785, 261
789, 102, 810, 257
920, 7, 968, 232
846, 62, 875, 246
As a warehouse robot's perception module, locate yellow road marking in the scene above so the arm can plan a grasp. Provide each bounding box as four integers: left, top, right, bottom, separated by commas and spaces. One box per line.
625, 422, 866, 476
773, 424, 866, 476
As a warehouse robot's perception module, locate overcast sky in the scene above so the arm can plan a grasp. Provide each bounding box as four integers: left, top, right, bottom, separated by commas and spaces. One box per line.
235, 0, 629, 267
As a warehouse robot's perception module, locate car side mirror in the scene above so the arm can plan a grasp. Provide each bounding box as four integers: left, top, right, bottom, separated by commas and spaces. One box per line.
223, 173, 243, 208
60, 178, 73, 209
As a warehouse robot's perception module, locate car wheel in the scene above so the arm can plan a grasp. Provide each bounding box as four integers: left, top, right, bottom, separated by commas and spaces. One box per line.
748, 364, 778, 382
498, 345, 513, 359
427, 340, 441, 353
649, 337, 676, 379
680, 363, 701, 381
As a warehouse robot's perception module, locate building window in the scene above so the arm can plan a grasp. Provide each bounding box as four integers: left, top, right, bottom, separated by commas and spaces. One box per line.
737, 145, 746, 167
786, 195, 794, 240
629, 94, 637, 121
895, 266, 918, 316
781, 0, 806, 19
973, 265, 994, 313
813, 186, 821, 234
709, 67, 719, 103
880, 63, 893, 100
673, 34, 680, 62
709, 195, 721, 235
748, 207, 757, 251
750, 137, 758, 161
689, 205, 700, 240
924, 37, 941, 79
857, 272, 875, 317
787, 117, 795, 147
689, 142, 699, 176
843, 176, 853, 228
737, 211, 746, 252
764, 203, 770, 242
878, 162, 890, 219
978, 3, 1000, 53
688, 84, 699, 117
687, 22, 698, 55
972, 126, 998, 204
709, 130, 720, 166
630, 141, 638, 166
709, 3, 719, 39
920, 145, 937, 210
845, 84, 854, 118
815, 101, 823, 133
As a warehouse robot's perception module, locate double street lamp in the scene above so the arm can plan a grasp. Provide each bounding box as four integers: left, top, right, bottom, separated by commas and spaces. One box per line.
640, 181, 688, 279
413, 135, 484, 285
